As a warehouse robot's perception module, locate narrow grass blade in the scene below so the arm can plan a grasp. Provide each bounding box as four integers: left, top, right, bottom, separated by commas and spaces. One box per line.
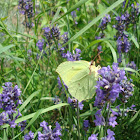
124, 31, 139, 49
0, 44, 15, 54
128, 110, 140, 125
12, 109, 43, 139
54, 0, 88, 23
104, 41, 117, 63
19, 90, 41, 112
62, 0, 124, 48
2, 103, 69, 129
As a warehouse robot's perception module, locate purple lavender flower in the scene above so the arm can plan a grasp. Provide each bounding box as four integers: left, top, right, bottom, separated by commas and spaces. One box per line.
77, 8, 80, 11
123, 0, 130, 7
94, 109, 105, 126
94, 63, 127, 107
130, 104, 136, 110
95, 33, 105, 40
0, 82, 22, 128
108, 116, 117, 127
68, 97, 84, 110
110, 108, 118, 116
36, 39, 45, 52
65, 51, 74, 61
117, 35, 131, 56
18, 0, 34, 18
0, 112, 9, 126
62, 32, 68, 44
57, 76, 68, 90
83, 120, 90, 131
126, 61, 137, 73
83, 120, 90, 128
113, 3, 140, 62
63, 48, 81, 61
99, 14, 111, 30
38, 121, 62, 140
42, 26, 60, 45
19, 120, 27, 131
120, 79, 134, 103
24, 131, 34, 140
71, 11, 78, 24
71, 11, 77, 18
107, 129, 115, 140
88, 133, 98, 140
43, 26, 60, 40
52, 96, 61, 104
130, 3, 140, 24
102, 129, 115, 140
97, 45, 102, 51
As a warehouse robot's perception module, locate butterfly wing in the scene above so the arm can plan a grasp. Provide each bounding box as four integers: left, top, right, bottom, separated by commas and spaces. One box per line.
68, 67, 97, 101
56, 60, 89, 86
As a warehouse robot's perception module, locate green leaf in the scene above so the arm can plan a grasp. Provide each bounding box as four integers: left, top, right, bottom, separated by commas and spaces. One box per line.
86, 39, 106, 49
54, 0, 89, 23
104, 41, 117, 63
13, 109, 43, 139
15, 32, 37, 40
19, 90, 41, 112
124, 31, 139, 49
62, 0, 124, 48
120, 67, 140, 77
3, 129, 8, 140
0, 44, 15, 54
128, 110, 140, 124
2, 103, 69, 129
0, 54, 25, 62
51, 7, 61, 25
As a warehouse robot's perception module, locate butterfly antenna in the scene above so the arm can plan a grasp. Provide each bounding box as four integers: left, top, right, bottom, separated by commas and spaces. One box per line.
91, 51, 103, 65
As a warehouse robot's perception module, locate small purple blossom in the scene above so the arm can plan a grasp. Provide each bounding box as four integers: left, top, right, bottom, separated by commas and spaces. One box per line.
42, 26, 60, 45
88, 133, 98, 140
24, 131, 34, 140
0, 82, 22, 128
83, 120, 89, 128
98, 45, 102, 51
38, 121, 62, 140
94, 109, 105, 126
99, 14, 111, 30
130, 104, 136, 110
94, 63, 127, 107
19, 120, 27, 131
102, 129, 115, 140
36, 39, 45, 52
57, 76, 68, 91
71, 11, 78, 24
62, 32, 68, 44
120, 79, 134, 103
68, 97, 84, 110
71, 11, 77, 18
126, 61, 137, 73
108, 116, 117, 127
63, 48, 81, 61
83, 120, 90, 131
18, 0, 34, 18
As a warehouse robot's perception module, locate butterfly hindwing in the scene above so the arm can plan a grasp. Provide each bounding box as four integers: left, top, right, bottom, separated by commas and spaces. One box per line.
68, 67, 96, 101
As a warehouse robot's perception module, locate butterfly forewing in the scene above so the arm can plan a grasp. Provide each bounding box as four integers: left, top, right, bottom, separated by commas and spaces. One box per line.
56, 61, 89, 86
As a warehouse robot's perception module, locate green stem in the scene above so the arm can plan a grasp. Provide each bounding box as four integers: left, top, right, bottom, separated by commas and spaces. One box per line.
105, 103, 110, 138
77, 100, 80, 140
12, 128, 15, 138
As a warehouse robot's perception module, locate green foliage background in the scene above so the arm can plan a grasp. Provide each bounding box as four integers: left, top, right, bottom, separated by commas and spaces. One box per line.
0, 0, 140, 139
